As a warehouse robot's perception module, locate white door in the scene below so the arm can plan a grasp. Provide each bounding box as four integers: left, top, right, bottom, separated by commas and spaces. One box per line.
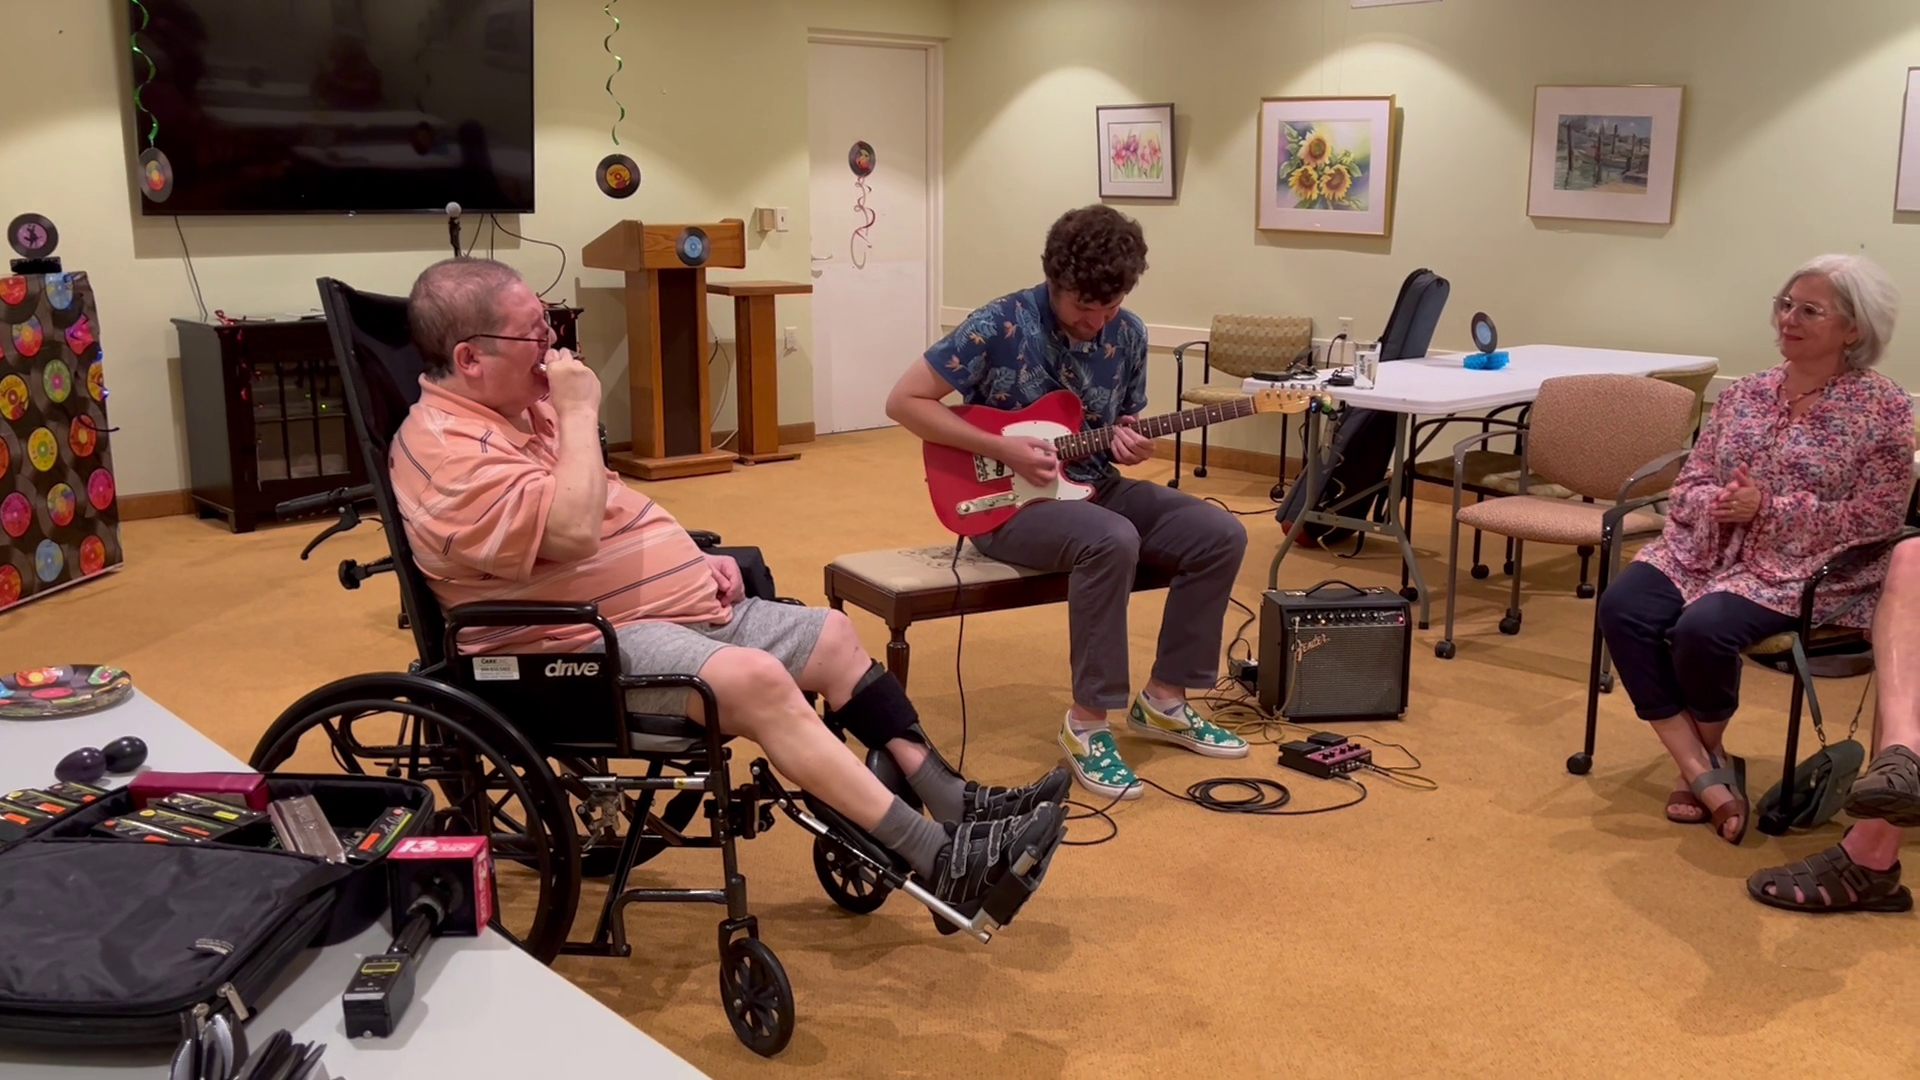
807, 40, 935, 434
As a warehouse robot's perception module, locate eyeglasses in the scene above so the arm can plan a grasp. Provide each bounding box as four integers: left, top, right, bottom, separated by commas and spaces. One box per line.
1771, 296, 1836, 324
461, 328, 555, 353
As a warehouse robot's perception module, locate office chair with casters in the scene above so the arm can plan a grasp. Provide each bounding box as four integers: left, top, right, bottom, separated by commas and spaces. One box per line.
256, 278, 1062, 1058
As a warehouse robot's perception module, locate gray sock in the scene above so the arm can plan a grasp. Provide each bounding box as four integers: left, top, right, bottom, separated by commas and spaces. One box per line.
869, 797, 948, 879
906, 753, 966, 824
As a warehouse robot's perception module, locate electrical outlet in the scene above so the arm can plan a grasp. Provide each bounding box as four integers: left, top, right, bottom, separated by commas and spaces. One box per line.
783, 326, 799, 354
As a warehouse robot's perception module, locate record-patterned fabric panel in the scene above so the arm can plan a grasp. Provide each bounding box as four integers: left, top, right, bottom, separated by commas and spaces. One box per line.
0, 271, 121, 610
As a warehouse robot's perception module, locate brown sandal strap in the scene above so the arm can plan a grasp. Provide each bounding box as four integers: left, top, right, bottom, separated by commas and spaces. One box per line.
1753, 845, 1902, 908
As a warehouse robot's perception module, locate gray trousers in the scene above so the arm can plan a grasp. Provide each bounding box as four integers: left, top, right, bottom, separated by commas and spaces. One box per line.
972, 472, 1248, 710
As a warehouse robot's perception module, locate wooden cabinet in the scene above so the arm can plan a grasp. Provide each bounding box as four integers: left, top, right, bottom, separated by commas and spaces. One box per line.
174, 318, 367, 533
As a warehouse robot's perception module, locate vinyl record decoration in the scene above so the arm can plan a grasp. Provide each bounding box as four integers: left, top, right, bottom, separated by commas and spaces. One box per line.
592, 0, 641, 199
1464, 312, 1509, 371
8, 214, 57, 261
0, 664, 134, 720
129, 0, 174, 203
675, 227, 710, 267
849, 141, 877, 269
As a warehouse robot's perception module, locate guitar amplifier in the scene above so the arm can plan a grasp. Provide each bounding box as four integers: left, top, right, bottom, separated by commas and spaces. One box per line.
1257, 582, 1410, 720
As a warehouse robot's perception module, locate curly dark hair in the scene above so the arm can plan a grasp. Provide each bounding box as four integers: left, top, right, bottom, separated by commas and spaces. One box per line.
1041, 205, 1148, 305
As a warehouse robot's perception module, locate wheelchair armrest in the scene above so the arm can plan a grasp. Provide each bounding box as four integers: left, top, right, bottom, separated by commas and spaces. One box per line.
442, 601, 620, 658
687, 530, 723, 550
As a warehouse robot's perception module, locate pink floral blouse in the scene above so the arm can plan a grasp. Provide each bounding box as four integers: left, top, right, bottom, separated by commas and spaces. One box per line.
1636, 365, 1914, 627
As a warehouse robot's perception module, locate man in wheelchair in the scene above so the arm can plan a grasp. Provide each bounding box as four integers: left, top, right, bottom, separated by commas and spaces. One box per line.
390, 257, 1072, 924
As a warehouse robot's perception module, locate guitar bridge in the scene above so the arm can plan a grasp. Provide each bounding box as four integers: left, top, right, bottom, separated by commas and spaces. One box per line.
956, 492, 1020, 516
972, 455, 1012, 483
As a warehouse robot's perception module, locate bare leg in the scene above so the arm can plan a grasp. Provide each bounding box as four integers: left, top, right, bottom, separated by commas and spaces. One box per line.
700, 646, 895, 830
794, 609, 928, 775
1841, 541, 1920, 873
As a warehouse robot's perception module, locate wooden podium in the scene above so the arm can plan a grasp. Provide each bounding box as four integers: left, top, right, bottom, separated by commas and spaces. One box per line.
582, 219, 746, 480
706, 280, 811, 464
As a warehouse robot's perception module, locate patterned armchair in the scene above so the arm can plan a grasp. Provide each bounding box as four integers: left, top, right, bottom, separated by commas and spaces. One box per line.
1169, 314, 1313, 488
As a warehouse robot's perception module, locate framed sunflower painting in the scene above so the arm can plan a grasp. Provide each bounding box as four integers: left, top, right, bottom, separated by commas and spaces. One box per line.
1256, 96, 1396, 236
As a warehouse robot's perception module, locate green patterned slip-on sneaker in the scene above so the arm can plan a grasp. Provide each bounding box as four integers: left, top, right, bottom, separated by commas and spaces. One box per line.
1058, 721, 1143, 801
1126, 694, 1249, 759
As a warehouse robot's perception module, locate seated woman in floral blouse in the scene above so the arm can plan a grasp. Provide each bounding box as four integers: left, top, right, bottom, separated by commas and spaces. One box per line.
1598, 253, 1914, 846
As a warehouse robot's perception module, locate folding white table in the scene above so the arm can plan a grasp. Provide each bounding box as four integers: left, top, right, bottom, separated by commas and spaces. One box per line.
0, 691, 711, 1080
1246, 344, 1719, 628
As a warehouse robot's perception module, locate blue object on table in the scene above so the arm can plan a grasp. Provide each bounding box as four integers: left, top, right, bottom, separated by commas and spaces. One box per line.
1464, 350, 1509, 371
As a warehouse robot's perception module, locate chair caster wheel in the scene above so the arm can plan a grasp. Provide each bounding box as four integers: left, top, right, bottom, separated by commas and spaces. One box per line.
1503, 561, 1515, 575
720, 937, 794, 1057
813, 836, 891, 914
1577, 583, 1596, 599
1194, 466, 1209, 479
1399, 586, 1420, 602
1270, 483, 1286, 501
1566, 753, 1592, 776
1499, 615, 1521, 636
1470, 564, 1490, 580
1599, 672, 1614, 694
1758, 809, 1791, 837
1434, 641, 1456, 660
1168, 477, 1181, 489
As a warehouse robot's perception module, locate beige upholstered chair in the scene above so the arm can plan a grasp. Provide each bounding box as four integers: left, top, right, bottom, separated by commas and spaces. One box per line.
1170, 314, 1312, 488
1433, 373, 1698, 659
1406, 362, 1716, 594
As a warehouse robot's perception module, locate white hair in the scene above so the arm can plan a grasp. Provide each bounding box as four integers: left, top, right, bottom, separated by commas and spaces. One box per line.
1780, 253, 1900, 369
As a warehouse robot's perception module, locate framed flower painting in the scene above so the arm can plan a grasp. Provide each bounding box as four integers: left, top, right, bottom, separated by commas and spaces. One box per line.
1255, 96, 1396, 236
1096, 103, 1176, 200
1898, 67, 1920, 213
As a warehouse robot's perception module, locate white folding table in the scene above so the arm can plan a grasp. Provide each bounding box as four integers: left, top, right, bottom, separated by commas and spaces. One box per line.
1246, 344, 1718, 628
0, 691, 711, 1080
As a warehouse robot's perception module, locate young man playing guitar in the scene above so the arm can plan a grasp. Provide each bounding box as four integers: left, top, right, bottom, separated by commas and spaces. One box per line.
886, 205, 1250, 800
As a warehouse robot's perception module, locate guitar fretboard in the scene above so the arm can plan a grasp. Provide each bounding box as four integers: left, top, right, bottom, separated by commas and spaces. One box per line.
1054, 397, 1257, 462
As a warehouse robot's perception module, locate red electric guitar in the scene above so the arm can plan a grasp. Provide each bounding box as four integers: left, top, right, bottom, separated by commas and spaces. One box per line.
923, 388, 1315, 536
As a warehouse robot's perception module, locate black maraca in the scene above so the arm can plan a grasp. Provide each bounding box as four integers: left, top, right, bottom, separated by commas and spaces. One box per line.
54, 735, 148, 784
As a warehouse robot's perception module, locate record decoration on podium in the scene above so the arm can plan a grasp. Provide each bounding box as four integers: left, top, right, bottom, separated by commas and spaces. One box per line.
675, 227, 710, 267
597, 153, 640, 199
8, 214, 57, 261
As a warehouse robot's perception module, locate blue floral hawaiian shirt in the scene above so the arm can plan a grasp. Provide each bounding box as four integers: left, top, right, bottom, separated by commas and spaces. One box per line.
923, 283, 1149, 483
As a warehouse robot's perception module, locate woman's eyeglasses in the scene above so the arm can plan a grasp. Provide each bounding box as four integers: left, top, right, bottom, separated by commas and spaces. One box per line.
1771, 296, 1836, 324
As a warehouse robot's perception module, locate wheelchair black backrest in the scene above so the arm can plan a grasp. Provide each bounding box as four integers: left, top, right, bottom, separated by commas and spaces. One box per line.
315, 276, 450, 666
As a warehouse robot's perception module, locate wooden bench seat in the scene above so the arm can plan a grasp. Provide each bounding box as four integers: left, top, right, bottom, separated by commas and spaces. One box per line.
823, 543, 1175, 688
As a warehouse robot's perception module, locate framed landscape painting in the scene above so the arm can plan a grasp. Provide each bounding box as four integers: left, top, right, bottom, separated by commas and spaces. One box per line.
1255, 96, 1396, 236
1097, 103, 1176, 200
1528, 85, 1685, 224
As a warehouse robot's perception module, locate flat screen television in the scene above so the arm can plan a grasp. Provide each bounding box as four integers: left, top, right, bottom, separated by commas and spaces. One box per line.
130, 0, 535, 216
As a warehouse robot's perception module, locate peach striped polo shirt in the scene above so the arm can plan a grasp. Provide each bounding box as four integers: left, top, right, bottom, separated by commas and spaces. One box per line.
389, 378, 727, 652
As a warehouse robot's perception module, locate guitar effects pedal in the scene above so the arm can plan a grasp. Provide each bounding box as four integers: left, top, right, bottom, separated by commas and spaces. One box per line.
1278, 736, 1372, 779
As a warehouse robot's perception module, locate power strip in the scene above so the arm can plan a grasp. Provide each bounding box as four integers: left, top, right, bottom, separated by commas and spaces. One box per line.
1278, 736, 1372, 779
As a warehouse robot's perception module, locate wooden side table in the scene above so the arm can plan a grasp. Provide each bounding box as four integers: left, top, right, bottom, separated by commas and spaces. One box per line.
706, 280, 811, 465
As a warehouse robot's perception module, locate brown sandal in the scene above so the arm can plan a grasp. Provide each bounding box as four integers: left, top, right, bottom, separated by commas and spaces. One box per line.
1747, 842, 1912, 913
1690, 755, 1748, 845
1843, 746, 1920, 828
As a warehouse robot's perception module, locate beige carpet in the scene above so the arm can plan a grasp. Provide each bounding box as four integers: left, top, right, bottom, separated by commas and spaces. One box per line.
5, 427, 1917, 1078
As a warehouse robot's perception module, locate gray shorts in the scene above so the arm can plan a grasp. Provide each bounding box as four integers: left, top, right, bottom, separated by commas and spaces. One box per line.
610, 598, 829, 714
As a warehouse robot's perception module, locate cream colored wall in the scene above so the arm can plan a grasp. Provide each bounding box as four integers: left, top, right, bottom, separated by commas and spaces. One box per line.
0, 0, 950, 498
941, 0, 1920, 461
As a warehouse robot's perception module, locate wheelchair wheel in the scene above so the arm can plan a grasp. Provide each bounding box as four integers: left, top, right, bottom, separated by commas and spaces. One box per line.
720, 937, 794, 1057
250, 673, 581, 965
811, 834, 891, 914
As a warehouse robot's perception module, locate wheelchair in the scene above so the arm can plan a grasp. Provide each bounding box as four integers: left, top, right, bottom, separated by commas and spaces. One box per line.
249, 277, 1059, 1057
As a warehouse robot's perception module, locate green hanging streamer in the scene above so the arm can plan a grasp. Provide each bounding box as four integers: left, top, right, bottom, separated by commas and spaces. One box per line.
129, 0, 158, 147
604, 0, 625, 146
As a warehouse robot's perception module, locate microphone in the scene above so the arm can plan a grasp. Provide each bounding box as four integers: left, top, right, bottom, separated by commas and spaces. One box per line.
445, 201, 462, 258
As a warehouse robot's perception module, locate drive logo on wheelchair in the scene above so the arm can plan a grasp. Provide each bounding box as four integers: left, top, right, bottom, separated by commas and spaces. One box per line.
543, 659, 600, 678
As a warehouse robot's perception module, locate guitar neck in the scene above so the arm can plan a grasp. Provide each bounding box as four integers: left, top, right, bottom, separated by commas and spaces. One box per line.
1055, 397, 1257, 462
